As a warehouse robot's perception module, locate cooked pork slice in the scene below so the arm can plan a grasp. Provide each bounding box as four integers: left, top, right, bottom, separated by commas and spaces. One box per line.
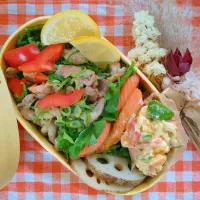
78, 70, 97, 87
31, 83, 54, 95
35, 108, 61, 121
20, 107, 36, 121
90, 98, 105, 124
50, 108, 61, 119
23, 72, 36, 82
17, 94, 37, 108
41, 121, 57, 144
110, 62, 125, 76
97, 79, 108, 96
56, 65, 81, 78
108, 62, 126, 82
5, 67, 20, 78
64, 47, 86, 65
84, 86, 99, 103
66, 86, 75, 94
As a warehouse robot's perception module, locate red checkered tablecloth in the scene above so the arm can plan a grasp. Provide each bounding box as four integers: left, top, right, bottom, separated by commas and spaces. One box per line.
0, 1, 200, 199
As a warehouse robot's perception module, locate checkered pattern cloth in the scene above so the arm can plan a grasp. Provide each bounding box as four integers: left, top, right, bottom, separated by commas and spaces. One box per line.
0, 1, 200, 199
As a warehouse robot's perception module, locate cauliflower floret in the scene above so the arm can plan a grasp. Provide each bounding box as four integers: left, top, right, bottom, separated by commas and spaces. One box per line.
128, 46, 147, 58
147, 48, 167, 60
133, 11, 160, 41
128, 46, 151, 66
143, 41, 159, 49
132, 26, 142, 39
138, 54, 152, 66
141, 26, 161, 41
134, 11, 155, 28
135, 34, 148, 46
143, 61, 167, 76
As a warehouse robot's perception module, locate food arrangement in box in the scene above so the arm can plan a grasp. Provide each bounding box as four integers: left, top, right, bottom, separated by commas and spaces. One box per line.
0, 10, 189, 195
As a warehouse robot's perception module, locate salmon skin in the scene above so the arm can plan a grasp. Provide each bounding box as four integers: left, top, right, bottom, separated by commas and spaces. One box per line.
117, 74, 140, 112
102, 88, 143, 151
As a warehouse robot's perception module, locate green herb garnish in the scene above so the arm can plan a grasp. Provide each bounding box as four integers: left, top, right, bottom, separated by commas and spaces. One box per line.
148, 100, 174, 120
61, 107, 71, 117
54, 119, 66, 127
175, 144, 183, 148
48, 74, 65, 84
16, 24, 45, 50
65, 120, 83, 128
140, 155, 153, 161
142, 133, 152, 141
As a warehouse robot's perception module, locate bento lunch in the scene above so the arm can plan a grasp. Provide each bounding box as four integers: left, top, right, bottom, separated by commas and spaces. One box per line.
1, 10, 187, 194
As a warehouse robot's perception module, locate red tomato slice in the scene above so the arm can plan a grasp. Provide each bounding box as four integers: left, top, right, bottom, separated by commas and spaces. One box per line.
18, 44, 64, 73
79, 122, 111, 157
7, 77, 26, 98
37, 89, 84, 109
34, 73, 48, 83
4, 44, 40, 68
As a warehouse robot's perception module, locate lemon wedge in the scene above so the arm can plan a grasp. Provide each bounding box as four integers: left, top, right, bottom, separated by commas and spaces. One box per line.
70, 36, 121, 67
41, 10, 101, 45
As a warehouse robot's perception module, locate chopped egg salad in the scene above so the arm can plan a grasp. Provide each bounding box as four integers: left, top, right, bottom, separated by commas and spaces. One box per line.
122, 100, 181, 177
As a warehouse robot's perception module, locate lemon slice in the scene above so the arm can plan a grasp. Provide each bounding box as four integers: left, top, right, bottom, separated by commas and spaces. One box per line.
70, 36, 120, 67
41, 10, 101, 45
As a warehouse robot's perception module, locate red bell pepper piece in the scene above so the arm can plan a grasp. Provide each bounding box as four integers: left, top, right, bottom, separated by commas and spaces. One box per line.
18, 44, 64, 73
34, 73, 48, 83
4, 44, 40, 68
37, 89, 84, 109
7, 77, 26, 98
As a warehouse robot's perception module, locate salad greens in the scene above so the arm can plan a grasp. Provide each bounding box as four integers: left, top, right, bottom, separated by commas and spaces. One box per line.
148, 100, 174, 120
16, 24, 45, 50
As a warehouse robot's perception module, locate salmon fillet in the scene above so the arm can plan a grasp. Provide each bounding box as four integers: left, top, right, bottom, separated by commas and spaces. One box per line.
102, 88, 143, 151
117, 74, 140, 112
